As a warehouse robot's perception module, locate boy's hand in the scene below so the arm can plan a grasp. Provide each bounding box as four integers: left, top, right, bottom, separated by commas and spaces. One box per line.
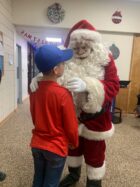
69, 145, 76, 150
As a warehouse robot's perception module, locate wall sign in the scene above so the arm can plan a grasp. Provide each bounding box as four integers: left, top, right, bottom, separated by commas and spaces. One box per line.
109, 43, 120, 60
112, 11, 122, 24
47, 3, 65, 24
8, 55, 13, 65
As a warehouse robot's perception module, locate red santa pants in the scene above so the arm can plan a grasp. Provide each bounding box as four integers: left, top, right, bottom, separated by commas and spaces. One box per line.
68, 137, 106, 168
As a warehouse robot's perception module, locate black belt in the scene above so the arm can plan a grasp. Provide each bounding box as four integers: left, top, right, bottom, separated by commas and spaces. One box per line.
79, 108, 106, 122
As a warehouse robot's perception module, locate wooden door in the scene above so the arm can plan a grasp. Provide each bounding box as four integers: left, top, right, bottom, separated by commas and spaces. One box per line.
127, 35, 140, 113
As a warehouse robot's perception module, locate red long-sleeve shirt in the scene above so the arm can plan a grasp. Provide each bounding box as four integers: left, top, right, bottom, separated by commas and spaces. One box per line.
30, 81, 79, 157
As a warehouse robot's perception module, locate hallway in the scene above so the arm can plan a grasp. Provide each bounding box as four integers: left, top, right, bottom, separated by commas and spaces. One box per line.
0, 99, 140, 187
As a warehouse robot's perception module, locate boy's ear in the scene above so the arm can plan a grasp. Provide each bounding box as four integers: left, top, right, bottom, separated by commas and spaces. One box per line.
53, 66, 58, 74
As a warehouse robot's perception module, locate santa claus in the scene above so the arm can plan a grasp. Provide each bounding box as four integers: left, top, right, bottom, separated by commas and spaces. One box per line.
30, 20, 120, 187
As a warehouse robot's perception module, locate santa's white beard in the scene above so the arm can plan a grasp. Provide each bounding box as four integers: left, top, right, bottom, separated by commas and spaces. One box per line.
57, 43, 109, 115
58, 43, 109, 86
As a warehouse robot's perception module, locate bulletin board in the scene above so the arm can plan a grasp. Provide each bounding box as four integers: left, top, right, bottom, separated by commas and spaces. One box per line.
101, 32, 133, 81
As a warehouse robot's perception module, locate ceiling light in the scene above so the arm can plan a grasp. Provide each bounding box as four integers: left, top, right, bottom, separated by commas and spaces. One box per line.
46, 37, 62, 43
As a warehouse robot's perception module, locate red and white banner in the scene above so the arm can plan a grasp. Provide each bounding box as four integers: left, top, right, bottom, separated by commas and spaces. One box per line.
19, 30, 47, 46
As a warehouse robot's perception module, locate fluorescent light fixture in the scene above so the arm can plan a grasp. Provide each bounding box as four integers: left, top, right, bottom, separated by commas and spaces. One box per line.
46, 37, 62, 43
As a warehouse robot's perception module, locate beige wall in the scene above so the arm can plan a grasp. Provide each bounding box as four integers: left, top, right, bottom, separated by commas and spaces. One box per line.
0, 0, 28, 123
0, 0, 17, 123
12, 0, 140, 33
101, 32, 133, 80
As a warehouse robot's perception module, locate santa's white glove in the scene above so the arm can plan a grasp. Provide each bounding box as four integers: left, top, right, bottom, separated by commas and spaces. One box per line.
30, 73, 43, 92
66, 77, 87, 92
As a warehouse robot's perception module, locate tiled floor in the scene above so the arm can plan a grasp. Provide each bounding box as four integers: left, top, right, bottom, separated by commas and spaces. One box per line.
0, 99, 140, 187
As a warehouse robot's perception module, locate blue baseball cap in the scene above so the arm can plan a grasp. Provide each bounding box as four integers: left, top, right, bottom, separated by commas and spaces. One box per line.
35, 44, 73, 73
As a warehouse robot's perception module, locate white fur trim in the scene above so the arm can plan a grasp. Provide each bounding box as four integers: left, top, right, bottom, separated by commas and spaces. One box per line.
66, 156, 83, 167
87, 162, 106, 180
70, 29, 102, 43
82, 78, 105, 113
79, 123, 115, 140
30, 73, 43, 92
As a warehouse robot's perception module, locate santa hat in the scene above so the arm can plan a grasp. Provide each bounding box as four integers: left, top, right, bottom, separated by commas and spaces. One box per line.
64, 20, 102, 47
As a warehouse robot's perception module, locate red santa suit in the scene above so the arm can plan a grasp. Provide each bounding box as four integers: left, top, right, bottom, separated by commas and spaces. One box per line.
59, 20, 120, 184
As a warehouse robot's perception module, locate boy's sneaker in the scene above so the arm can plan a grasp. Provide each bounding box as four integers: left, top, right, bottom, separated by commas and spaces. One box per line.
0, 171, 6, 181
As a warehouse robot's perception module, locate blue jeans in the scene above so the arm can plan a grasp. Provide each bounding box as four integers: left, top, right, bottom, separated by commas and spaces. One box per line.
32, 148, 66, 187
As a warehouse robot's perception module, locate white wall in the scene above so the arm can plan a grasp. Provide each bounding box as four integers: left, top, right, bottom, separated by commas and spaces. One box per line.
16, 34, 28, 101
101, 32, 133, 80
0, 1, 28, 123
12, 0, 140, 33
0, 0, 16, 122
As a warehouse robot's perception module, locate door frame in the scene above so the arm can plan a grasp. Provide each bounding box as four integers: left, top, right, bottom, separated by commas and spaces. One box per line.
16, 44, 22, 104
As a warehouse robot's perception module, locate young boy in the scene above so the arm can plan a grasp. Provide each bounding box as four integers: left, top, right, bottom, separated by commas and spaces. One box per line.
29, 44, 79, 187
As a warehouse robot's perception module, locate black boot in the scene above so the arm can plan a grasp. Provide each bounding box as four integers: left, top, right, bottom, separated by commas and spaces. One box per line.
0, 171, 6, 182
59, 166, 81, 187
86, 178, 102, 187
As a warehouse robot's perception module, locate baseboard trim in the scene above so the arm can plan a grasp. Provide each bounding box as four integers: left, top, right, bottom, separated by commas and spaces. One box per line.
0, 108, 17, 127
0, 95, 29, 126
